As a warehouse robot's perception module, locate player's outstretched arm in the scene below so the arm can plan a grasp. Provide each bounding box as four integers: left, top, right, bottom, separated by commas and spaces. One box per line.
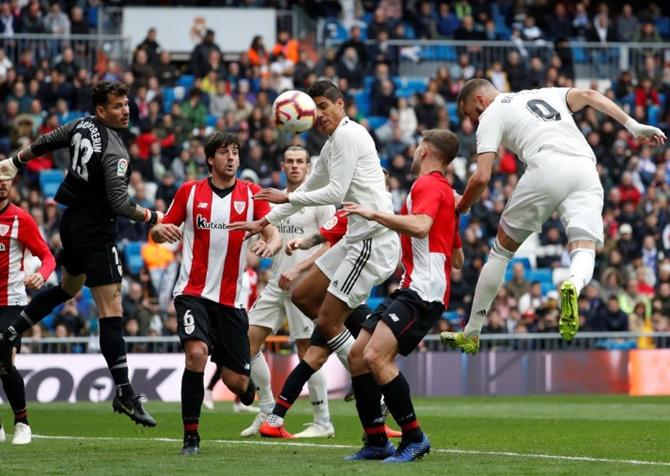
285, 234, 326, 255
567, 88, 667, 145
0, 120, 80, 178
251, 224, 282, 258
456, 151, 495, 214
151, 224, 182, 244
343, 202, 433, 238
452, 247, 464, 270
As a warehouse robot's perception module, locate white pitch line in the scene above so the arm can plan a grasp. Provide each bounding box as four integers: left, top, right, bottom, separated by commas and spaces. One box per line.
31, 434, 670, 468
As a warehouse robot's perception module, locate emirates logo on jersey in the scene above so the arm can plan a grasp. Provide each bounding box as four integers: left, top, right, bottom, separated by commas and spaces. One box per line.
196, 214, 226, 230
0, 224, 8, 236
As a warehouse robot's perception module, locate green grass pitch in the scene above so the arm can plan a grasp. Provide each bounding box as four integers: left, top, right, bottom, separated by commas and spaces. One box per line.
1, 395, 669, 475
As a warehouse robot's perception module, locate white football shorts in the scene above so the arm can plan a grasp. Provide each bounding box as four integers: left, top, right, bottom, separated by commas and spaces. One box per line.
316, 229, 400, 308
500, 154, 604, 246
248, 280, 314, 339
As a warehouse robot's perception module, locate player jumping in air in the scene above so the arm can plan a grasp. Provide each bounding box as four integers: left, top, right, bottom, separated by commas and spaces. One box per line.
442, 79, 666, 354
0, 81, 165, 426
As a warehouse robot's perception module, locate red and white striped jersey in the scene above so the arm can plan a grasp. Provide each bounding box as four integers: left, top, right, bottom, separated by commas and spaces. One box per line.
163, 178, 271, 308
0, 203, 56, 306
399, 172, 461, 306
240, 266, 258, 309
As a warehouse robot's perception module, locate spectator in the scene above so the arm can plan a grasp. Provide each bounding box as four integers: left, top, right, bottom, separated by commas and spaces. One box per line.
69, 5, 88, 35
437, 2, 461, 38
414, 91, 440, 129
587, 13, 618, 43
137, 27, 161, 66
336, 47, 365, 90
454, 15, 484, 41
155, 50, 179, 87
181, 88, 207, 132
336, 25, 368, 67
367, 7, 393, 39
190, 29, 221, 79
634, 21, 661, 43
546, 3, 572, 40
0, 2, 17, 35
271, 30, 299, 64
506, 262, 530, 300
248, 35, 269, 67
55, 47, 79, 82
616, 4, 639, 42
413, 1, 437, 39
44, 1, 69, 36
572, 2, 590, 39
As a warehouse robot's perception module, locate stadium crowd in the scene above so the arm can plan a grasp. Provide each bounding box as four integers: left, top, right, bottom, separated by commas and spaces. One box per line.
0, 0, 668, 349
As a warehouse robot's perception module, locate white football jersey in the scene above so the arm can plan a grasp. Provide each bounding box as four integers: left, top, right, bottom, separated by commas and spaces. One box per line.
266, 117, 393, 242
268, 199, 335, 280
476, 87, 596, 164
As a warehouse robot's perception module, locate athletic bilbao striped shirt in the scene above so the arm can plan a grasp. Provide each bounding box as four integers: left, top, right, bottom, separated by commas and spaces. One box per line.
0, 203, 56, 306
399, 172, 461, 306
163, 178, 270, 308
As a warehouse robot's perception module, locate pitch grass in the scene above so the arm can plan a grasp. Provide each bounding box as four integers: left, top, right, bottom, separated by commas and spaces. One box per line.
1, 395, 669, 475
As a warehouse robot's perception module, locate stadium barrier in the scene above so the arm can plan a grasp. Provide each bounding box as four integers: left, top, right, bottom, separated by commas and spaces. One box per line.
0, 33, 131, 72
324, 38, 669, 82
5, 333, 670, 402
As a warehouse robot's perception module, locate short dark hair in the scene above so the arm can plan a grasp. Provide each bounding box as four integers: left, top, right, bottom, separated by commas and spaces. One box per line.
456, 78, 494, 115
283, 145, 310, 162
421, 129, 459, 164
306, 80, 343, 102
204, 132, 240, 171
92, 81, 129, 107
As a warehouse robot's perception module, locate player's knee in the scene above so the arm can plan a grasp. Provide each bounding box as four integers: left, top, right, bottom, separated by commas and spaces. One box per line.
291, 289, 317, 319
363, 346, 382, 372
184, 345, 208, 372
348, 346, 366, 375
223, 373, 249, 395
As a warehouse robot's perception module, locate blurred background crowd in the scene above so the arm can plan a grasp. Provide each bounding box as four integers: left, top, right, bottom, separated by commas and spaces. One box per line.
0, 0, 669, 350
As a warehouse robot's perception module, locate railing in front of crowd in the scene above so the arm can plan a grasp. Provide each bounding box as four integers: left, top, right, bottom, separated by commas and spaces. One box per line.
324, 38, 669, 81
18, 331, 670, 354
0, 33, 132, 72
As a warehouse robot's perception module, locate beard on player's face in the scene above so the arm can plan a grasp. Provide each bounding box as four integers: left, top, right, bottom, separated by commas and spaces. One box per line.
0, 180, 10, 201
211, 148, 239, 180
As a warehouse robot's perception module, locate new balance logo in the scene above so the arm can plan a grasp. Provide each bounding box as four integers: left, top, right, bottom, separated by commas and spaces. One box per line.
197, 202, 208, 209
389, 313, 400, 322
244, 363, 251, 370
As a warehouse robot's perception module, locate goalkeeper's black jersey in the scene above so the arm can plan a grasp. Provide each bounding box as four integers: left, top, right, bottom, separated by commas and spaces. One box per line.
30, 116, 136, 220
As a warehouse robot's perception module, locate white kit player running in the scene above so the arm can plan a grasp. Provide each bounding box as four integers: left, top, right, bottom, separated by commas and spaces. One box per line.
442, 79, 666, 353
241, 146, 336, 438
230, 80, 400, 373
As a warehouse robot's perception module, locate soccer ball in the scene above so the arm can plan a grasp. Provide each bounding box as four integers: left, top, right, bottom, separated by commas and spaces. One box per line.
272, 90, 317, 134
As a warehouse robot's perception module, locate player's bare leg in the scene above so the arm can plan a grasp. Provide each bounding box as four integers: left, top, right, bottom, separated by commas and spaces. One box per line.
291, 265, 330, 320
181, 339, 209, 455
92, 282, 156, 427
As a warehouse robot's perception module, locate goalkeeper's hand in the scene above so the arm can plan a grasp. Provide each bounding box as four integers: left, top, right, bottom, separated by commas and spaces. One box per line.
0, 156, 21, 180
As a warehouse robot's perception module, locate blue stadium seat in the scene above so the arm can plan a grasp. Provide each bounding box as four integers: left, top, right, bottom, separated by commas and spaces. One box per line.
364, 76, 375, 92
406, 77, 428, 93
459, 213, 470, 233
206, 114, 218, 127
162, 87, 175, 113
367, 116, 388, 130
395, 87, 415, 98
541, 281, 556, 295
504, 257, 532, 282
655, 17, 670, 38
178, 75, 195, 91
39, 169, 65, 198
402, 22, 416, 39
435, 45, 457, 61
353, 90, 371, 116
527, 268, 553, 283
124, 241, 144, 275
572, 47, 587, 64
323, 19, 348, 41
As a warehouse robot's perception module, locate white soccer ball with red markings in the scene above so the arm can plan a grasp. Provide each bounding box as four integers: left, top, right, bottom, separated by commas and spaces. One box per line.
273, 90, 317, 134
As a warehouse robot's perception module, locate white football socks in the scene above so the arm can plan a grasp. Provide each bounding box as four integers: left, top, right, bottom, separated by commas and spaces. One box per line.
307, 368, 331, 425
567, 248, 595, 295
326, 329, 354, 371
464, 239, 514, 338
250, 351, 275, 415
